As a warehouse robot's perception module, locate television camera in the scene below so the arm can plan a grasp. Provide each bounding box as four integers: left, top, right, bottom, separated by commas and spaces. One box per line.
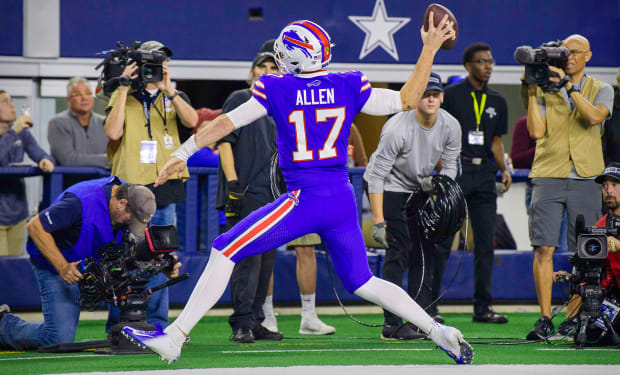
95, 41, 167, 97
78, 225, 188, 353
514, 40, 570, 93
558, 215, 620, 348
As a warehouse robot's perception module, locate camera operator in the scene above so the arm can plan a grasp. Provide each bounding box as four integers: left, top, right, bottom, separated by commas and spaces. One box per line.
525, 34, 614, 341
0, 177, 180, 350
596, 163, 620, 294
104, 41, 196, 329
551, 163, 620, 344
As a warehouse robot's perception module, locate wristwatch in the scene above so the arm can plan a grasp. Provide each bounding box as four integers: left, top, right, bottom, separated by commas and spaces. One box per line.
167, 91, 179, 101
118, 74, 131, 87
566, 86, 578, 96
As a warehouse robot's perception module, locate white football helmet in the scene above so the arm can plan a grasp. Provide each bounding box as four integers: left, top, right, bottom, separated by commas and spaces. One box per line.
273, 20, 334, 74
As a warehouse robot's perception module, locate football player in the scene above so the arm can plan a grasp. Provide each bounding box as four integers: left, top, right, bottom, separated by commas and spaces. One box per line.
123, 14, 473, 365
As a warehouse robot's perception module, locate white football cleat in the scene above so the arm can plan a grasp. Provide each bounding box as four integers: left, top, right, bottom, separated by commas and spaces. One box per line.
299, 313, 336, 335
432, 324, 474, 364
122, 326, 182, 365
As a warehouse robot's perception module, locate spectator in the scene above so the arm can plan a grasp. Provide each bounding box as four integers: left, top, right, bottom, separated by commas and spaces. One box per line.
349, 123, 368, 166
524, 34, 613, 340
602, 67, 620, 164
0, 90, 55, 255
0, 178, 179, 350
214, 39, 283, 343
103, 41, 197, 329
48, 77, 109, 168
364, 72, 461, 339
439, 42, 511, 324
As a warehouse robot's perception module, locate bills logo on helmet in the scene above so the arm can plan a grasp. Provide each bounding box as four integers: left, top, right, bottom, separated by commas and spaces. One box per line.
283, 30, 313, 59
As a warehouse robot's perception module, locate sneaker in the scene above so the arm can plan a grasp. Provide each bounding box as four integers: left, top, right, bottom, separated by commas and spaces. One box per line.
381, 322, 426, 340
299, 313, 336, 335
526, 316, 554, 341
122, 326, 181, 364
232, 328, 255, 343
431, 324, 474, 365
253, 325, 283, 341
262, 313, 279, 333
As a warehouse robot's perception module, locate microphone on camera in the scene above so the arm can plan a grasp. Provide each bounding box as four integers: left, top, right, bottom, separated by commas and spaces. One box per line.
575, 214, 586, 245
514, 45, 536, 65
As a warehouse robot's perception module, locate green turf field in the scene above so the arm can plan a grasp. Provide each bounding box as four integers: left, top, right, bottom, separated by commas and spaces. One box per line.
2, 312, 619, 374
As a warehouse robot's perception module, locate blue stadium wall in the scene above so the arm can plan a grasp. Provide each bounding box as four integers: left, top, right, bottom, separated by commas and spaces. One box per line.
1, 0, 619, 66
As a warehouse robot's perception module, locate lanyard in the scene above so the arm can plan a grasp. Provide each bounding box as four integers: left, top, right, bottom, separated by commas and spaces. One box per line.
470, 91, 487, 132
141, 92, 168, 140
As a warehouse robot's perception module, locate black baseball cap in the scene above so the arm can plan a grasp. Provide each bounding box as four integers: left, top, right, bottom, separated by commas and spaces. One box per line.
252, 39, 276, 68
595, 162, 620, 184
425, 72, 443, 92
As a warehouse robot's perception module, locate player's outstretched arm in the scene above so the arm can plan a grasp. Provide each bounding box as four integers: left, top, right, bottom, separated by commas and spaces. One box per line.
400, 12, 455, 111
155, 115, 235, 187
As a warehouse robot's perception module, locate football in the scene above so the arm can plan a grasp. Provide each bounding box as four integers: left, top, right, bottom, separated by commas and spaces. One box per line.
423, 3, 458, 50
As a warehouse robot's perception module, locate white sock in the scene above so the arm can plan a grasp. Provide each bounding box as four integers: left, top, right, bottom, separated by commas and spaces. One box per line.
300, 293, 316, 315
164, 324, 187, 347
263, 295, 275, 317
171, 248, 235, 335
354, 276, 435, 334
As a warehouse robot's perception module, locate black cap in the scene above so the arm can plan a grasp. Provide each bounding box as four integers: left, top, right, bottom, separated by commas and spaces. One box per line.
595, 162, 620, 184
251, 39, 276, 68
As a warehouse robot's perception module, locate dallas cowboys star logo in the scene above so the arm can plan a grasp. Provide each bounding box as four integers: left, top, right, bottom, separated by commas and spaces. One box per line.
348, 0, 411, 61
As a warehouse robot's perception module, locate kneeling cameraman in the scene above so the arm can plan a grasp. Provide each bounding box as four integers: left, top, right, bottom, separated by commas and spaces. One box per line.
553, 162, 620, 344
0, 177, 180, 350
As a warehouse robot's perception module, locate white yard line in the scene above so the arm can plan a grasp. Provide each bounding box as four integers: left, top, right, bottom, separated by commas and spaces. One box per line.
48, 365, 620, 375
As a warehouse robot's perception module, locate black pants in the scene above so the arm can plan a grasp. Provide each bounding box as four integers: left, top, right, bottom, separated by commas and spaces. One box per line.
429, 237, 452, 316
436, 163, 498, 315
227, 195, 277, 332
382, 191, 435, 326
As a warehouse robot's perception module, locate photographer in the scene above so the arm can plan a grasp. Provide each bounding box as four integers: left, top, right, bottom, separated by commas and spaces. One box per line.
0, 177, 179, 350
104, 41, 196, 329
525, 34, 614, 341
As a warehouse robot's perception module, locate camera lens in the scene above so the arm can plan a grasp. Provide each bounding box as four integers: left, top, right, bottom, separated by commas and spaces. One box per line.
144, 67, 153, 80
583, 238, 602, 256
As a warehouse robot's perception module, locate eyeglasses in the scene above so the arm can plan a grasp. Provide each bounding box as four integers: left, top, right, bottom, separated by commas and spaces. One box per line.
569, 49, 589, 56
470, 59, 495, 66
69, 92, 93, 98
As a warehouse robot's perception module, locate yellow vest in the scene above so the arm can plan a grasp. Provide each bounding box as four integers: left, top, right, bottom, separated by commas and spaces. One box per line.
529, 76, 605, 178
107, 89, 190, 185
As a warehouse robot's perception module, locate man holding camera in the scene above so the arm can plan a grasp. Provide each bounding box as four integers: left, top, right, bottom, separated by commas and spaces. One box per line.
0, 177, 180, 350
525, 34, 614, 340
104, 41, 197, 329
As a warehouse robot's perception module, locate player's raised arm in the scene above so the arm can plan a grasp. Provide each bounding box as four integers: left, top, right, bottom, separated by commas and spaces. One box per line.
400, 12, 455, 111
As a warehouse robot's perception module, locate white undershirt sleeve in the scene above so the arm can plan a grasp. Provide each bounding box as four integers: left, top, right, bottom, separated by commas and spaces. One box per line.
360, 88, 403, 116
226, 97, 268, 129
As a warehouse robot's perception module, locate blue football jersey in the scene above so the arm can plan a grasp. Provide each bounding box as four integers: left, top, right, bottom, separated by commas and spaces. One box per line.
252, 70, 372, 189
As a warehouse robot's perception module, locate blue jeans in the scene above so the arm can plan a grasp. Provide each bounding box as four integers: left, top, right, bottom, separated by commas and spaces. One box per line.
0, 265, 80, 350
105, 204, 176, 332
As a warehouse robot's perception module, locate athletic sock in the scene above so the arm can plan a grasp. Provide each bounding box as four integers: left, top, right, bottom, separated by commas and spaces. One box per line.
354, 276, 435, 334
172, 248, 235, 335
263, 295, 275, 317
164, 323, 187, 346
300, 293, 316, 315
